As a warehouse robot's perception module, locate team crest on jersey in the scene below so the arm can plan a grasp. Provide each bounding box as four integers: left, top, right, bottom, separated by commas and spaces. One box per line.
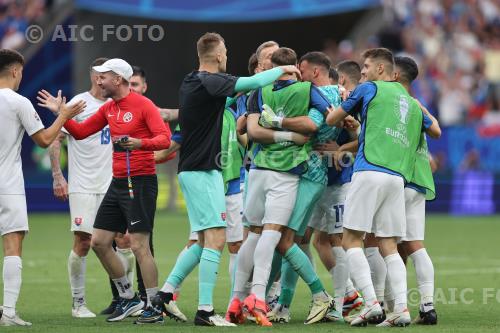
74, 217, 83, 226
221, 212, 226, 221
123, 112, 133, 123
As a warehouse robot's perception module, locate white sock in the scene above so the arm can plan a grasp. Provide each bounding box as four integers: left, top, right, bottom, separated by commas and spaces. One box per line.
68, 250, 86, 305
243, 281, 252, 297
384, 276, 395, 312
312, 290, 330, 301
346, 248, 377, 305
160, 282, 176, 294
345, 278, 357, 297
116, 247, 135, 290
384, 253, 407, 313
228, 253, 237, 286
299, 243, 315, 271
251, 230, 281, 300
332, 246, 348, 312
146, 287, 159, 307
112, 275, 134, 299
267, 281, 281, 300
3, 256, 22, 318
198, 304, 214, 312
365, 247, 387, 303
409, 248, 434, 308
232, 232, 260, 300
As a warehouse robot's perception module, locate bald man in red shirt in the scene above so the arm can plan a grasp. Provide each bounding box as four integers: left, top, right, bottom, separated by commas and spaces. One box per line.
39, 58, 171, 322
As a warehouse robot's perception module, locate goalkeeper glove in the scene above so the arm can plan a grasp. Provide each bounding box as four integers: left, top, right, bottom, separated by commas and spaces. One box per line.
259, 104, 283, 128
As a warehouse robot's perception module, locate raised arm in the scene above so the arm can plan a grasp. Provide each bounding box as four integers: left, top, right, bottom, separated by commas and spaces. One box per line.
31, 99, 86, 147
234, 65, 301, 93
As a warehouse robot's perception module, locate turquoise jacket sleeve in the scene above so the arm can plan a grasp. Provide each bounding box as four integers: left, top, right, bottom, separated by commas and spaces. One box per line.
234, 67, 284, 93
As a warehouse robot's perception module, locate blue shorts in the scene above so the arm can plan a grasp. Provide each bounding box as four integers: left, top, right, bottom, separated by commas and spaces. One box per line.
178, 170, 226, 232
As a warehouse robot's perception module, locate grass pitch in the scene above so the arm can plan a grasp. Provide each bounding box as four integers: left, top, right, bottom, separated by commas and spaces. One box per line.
1, 212, 500, 332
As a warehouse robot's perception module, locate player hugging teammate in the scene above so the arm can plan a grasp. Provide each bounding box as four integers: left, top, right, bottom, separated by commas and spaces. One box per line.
0, 32, 441, 328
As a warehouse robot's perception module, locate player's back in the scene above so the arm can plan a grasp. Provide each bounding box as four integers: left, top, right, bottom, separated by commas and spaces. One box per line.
65, 91, 112, 194
178, 71, 237, 172
0, 88, 44, 195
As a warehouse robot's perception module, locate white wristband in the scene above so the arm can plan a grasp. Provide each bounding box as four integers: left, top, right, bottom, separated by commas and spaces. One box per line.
275, 116, 284, 128
273, 131, 293, 143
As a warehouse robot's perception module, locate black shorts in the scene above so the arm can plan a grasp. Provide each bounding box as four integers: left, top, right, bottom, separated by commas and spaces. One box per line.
94, 175, 158, 234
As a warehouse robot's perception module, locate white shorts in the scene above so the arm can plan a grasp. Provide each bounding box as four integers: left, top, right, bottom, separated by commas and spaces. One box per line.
244, 169, 299, 227
308, 183, 350, 234
225, 192, 244, 242
0, 195, 29, 236
189, 192, 244, 243
402, 187, 426, 242
69, 193, 105, 234
344, 171, 406, 238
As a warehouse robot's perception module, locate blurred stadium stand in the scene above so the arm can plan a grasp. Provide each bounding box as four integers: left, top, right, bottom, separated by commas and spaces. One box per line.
9, 0, 500, 214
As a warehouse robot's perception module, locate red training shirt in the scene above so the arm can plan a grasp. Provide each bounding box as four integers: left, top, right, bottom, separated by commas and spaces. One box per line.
64, 91, 171, 178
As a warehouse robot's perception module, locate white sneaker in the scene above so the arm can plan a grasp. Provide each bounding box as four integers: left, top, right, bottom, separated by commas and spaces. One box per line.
350, 301, 383, 326
164, 300, 187, 322
376, 309, 411, 327
0, 313, 32, 326
267, 304, 290, 323
208, 314, 237, 327
72, 304, 97, 318
304, 293, 334, 324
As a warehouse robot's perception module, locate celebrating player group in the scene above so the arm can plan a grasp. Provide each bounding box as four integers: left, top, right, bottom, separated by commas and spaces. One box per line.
0, 31, 441, 328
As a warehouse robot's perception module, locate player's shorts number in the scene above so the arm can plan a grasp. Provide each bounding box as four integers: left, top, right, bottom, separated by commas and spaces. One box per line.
334, 204, 344, 228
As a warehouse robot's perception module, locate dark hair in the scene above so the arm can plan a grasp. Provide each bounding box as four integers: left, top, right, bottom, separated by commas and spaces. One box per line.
361, 47, 394, 72
90, 57, 108, 72
197, 32, 224, 58
255, 41, 279, 61
394, 56, 419, 83
329, 68, 339, 83
336, 60, 361, 83
271, 47, 297, 66
248, 53, 258, 75
0, 49, 24, 74
299, 51, 331, 72
132, 65, 146, 81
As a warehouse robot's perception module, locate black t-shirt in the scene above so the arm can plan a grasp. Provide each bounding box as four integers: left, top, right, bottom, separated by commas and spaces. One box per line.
178, 71, 238, 172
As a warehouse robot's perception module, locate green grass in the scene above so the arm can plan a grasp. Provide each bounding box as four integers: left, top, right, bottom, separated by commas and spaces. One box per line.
1, 212, 500, 332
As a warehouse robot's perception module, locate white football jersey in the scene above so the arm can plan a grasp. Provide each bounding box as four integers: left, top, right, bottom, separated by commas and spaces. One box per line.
64, 92, 112, 194
0, 88, 44, 195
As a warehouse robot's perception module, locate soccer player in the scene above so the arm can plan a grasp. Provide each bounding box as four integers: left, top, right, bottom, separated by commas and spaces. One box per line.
146, 33, 301, 327
149, 100, 248, 324
0, 49, 85, 326
46, 57, 125, 318
392, 55, 440, 325
228, 48, 335, 327
302, 60, 364, 321
262, 51, 346, 324
124, 65, 177, 311
39, 58, 172, 323
255, 41, 279, 72
326, 48, 440, 327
